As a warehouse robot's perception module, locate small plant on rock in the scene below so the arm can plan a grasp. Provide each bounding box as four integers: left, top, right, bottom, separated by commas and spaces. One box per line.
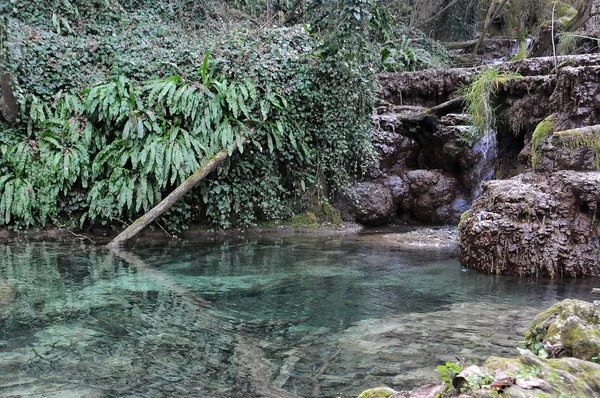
458, 67, 521, 143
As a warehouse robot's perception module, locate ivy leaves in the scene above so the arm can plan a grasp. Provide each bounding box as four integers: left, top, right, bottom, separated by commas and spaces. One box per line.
0, 61, 293, 230
1, 3, 384, 231
84, 72, 272, 226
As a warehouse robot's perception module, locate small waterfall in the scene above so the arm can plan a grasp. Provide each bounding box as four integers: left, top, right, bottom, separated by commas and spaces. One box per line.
470, 128, 498, 200
509, 38, 533, 58
493, 38, 534, 64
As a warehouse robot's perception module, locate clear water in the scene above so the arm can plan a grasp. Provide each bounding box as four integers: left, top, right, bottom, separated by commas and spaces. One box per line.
0, 233, 597, 397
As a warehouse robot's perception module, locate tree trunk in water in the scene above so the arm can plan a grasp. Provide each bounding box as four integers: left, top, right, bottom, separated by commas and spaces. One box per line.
106, 136, 247, 248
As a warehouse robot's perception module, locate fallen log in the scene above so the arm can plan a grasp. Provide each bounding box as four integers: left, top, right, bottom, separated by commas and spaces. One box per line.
106, 135, 248, 248
424, 96, 465, 118
445, 39, 480, 50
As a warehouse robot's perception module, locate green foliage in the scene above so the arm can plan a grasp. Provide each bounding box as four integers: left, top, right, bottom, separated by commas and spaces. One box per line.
380, 36, 432, 72
558, 33, 600, 56
209, 25, 378, 229
558, 32, 582, 55
459, 66, 522, 142
1, 67, 296, 230
518, 341, 549, 358
436, 361, 463, 395
1, 0, 381, 231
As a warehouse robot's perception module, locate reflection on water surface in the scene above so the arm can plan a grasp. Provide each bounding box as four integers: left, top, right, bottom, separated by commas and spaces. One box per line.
0, 234, 597, 397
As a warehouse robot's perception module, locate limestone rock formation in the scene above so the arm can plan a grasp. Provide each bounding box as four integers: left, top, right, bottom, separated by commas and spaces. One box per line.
383, 170, 469, 223
344, 55, 600, 228
342, 105, 494, 226
337, 182, 395, 226
459, 171, 600, 277
525, 299, 600, 361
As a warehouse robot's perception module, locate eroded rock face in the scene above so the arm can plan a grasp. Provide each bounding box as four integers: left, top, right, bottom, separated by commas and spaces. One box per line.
459, 171, 600, 277
337, 182, 395, 226
525, 299, 600, 361
357, 107, 495, 225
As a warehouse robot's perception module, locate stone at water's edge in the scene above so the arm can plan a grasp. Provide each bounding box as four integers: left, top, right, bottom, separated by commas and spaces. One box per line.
459, 170, 600, 277
526, 299, 600, 362
481, 354, 600, 398
342, 107, 494, 226
354, 54, 600, 228
337, 182, 395, 226
358, 352, 600, 398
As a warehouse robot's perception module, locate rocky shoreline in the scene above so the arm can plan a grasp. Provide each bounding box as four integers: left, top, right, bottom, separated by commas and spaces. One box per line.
358, 299, 600, 398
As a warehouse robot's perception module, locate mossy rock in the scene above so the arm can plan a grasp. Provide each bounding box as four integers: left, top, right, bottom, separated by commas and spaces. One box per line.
288, 212, 319, 229
531, 115, 554, 168
526, 299, 600, 361
357, 387, 398, 398
552, 126, 600, 170
458, 209, 472, 230
482, 353, 600, 397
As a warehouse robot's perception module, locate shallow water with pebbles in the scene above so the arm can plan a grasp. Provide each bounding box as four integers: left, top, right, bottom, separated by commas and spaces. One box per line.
0, 231, 597, 397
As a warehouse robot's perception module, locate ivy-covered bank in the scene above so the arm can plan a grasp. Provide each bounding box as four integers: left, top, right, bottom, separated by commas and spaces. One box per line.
0, 0, 449, 233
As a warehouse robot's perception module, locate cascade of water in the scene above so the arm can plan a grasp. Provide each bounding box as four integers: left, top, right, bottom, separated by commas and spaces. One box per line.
509, 38, 534, 58
470, 128, 498, 199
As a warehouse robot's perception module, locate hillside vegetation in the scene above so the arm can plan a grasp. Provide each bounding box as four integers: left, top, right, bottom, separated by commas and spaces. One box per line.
0, 0, 450, 232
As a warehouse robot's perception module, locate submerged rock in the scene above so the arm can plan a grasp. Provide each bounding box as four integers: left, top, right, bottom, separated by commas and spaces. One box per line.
0, 280, 14, 316
525, 299, 600, 361
459, 171, 600, 277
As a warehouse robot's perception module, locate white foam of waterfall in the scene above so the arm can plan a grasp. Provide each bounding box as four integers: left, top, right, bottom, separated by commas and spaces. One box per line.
493, 38, 534, 64
470, 128, 498, 199
509, 38, 533, 58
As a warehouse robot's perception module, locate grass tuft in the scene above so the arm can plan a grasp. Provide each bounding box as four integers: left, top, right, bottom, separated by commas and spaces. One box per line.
458, 66, 521, 143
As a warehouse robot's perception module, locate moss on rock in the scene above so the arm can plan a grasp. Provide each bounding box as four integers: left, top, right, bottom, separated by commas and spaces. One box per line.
357, 387, 397, 398
288, 212, 319, 229
553, 126, 600, 170
457, 209, 472, 230
526, 299, 600, 361
531, 115, 554, 168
